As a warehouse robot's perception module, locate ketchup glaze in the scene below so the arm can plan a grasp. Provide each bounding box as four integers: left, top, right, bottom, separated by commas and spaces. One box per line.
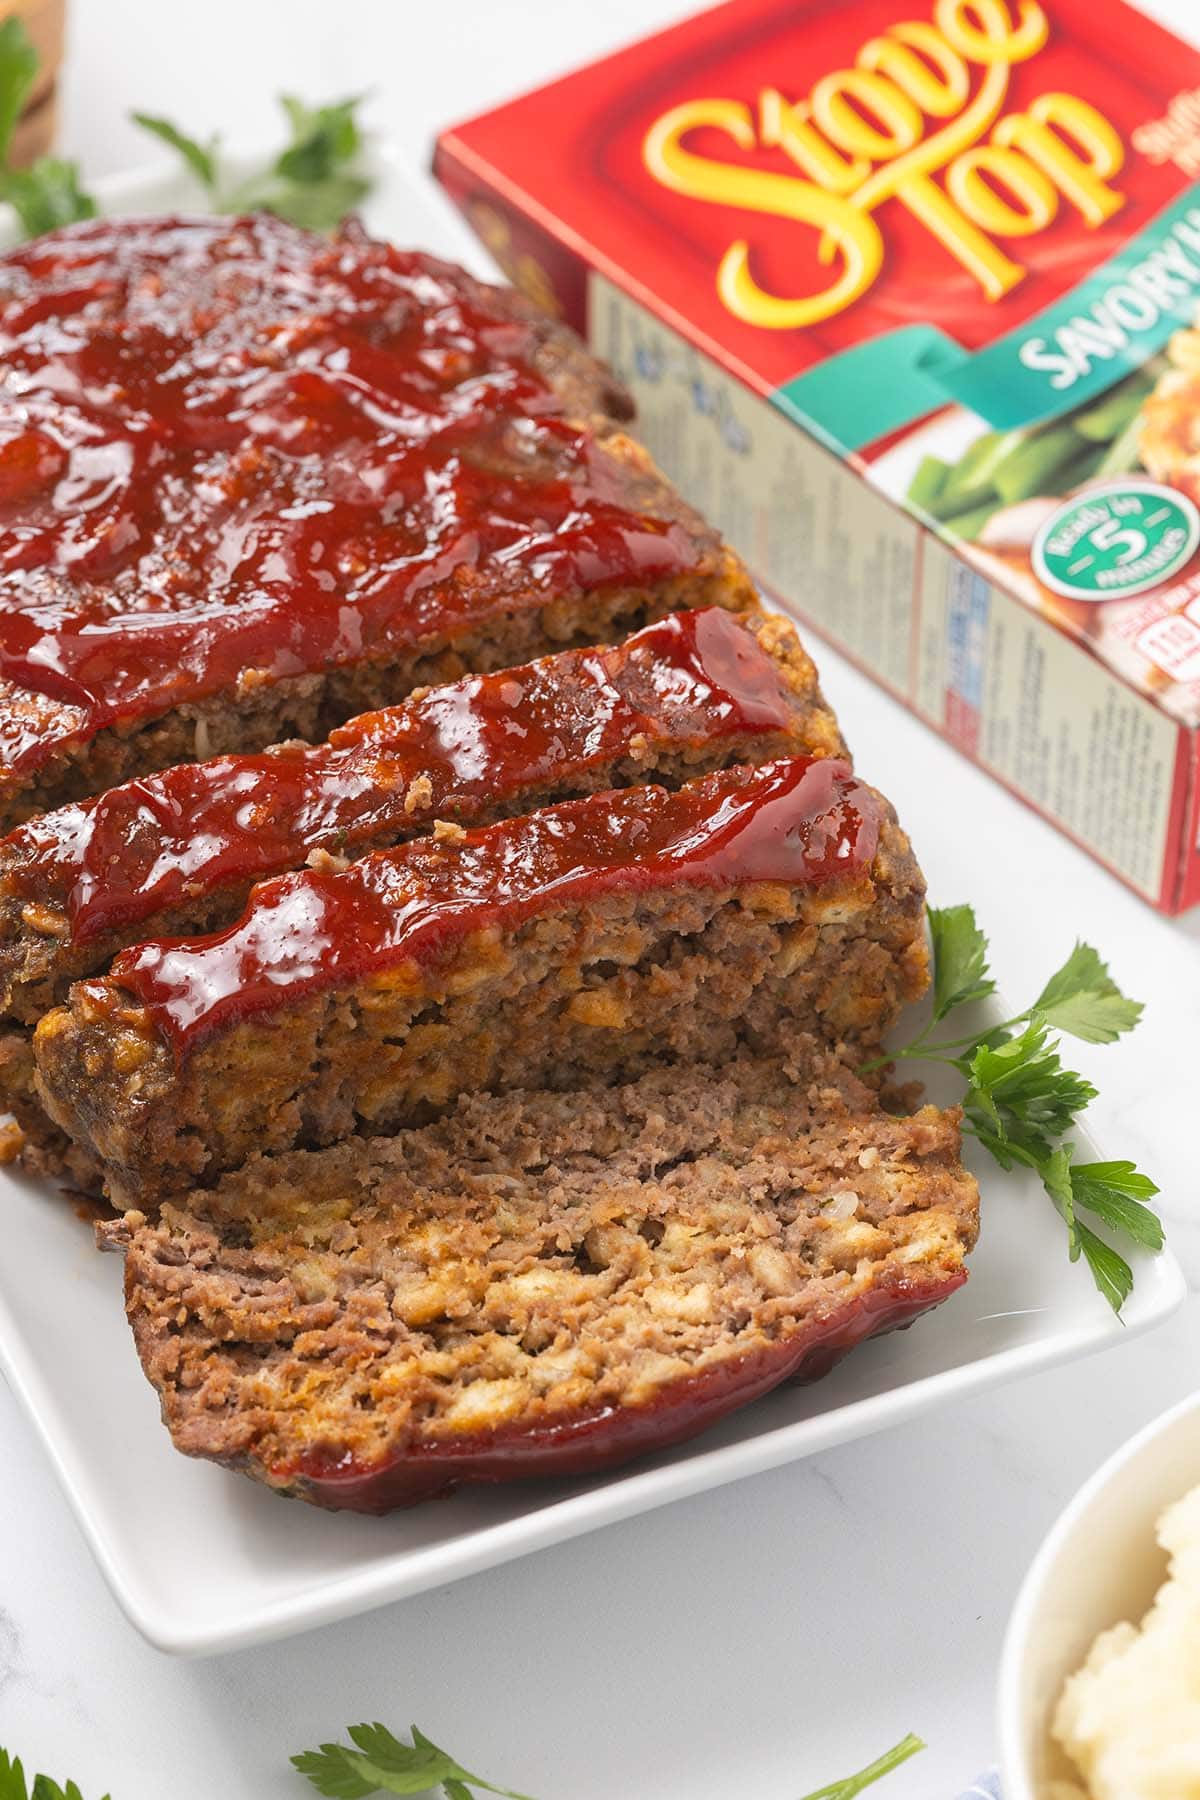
5, 607, 802, 946
103, 754, 879, 1055
0, 215, 702, 775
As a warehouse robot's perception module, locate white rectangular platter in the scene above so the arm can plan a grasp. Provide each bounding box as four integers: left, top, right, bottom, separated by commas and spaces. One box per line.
0, 151, 1185, 1656
0, 1075, 1182, 1656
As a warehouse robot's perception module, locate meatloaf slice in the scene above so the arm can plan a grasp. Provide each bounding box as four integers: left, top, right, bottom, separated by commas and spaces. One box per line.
0, 213, 756, 828
97, 1053, 978, 1511
35, 757, 928, 1208
0, 608, 842, 1025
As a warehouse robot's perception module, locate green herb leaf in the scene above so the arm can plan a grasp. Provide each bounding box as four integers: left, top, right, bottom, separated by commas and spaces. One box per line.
1076, 1221, 1135, 1316
964, 1020, 1096, 1166
1040, 1144, 1080, 1259
928, 904, 995, 1024
0, 19, 95, 236
0, 1751, 28, 1800
131, 112, 219, 192
1070, 1160, 1163, 1252
220, 92, 370, 231
292, 1723, 535, 1800
871, 905, 1160, 1316
1033, 941, 1143, 1044
291, 1743, 380, 1800
275, 94, 363, 184
247, 170, 371, 232
799, 1732, 925, 1799
0, 158, 97, 236
129, 92, 370, 230
0, 17, 38, 166
0, 1750, 109, 1800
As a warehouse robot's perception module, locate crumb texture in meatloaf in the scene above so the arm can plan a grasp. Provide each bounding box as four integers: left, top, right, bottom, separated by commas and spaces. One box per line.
34, 757, 928, 1205
0, 607, 843, 1022
98, 1054, 979, 1511
0, 213, 757, 823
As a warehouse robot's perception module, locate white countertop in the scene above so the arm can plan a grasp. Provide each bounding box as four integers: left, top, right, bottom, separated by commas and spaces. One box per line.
3, 2, 1199, 1793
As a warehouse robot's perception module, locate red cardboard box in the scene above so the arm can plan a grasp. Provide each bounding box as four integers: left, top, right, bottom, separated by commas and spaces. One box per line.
435, 0, 1200, 909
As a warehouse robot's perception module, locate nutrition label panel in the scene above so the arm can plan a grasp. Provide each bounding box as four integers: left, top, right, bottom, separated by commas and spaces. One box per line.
589, 272, 1183, 905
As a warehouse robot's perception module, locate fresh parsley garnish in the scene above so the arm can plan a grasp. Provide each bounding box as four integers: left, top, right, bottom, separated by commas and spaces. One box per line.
928, 902, 996, 1021
289, 1723, 922, 1800
0, 20, 370, 241
0, 19, 96, 235
964, 1020, 1097, 1169
0, 1746, 109, 1800
291, 1721, 535, 1799
1031, 940, 1144, 1044
797, 1732, 925, 1799
0, 18, 34, 162
132, 91, 370, 230
865, 905, 1159, 1313
0, 1724, 923, 1800
129, 112, 218, 190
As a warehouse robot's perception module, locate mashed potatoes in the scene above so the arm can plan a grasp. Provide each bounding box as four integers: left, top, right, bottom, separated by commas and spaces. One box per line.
1049, 1480, 1200, 1798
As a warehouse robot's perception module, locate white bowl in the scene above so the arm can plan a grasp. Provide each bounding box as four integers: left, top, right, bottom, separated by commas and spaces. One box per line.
998, 1390, 1200, 1797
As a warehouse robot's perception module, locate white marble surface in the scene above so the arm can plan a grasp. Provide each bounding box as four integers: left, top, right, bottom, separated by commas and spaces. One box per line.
2, 1, 1199, 1793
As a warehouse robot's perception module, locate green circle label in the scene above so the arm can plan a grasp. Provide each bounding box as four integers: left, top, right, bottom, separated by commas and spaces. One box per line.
1031, 480, 1200, 602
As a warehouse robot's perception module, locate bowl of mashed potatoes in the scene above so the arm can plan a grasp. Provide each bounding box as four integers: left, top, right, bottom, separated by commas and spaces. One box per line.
999, 1390, 1200, 1798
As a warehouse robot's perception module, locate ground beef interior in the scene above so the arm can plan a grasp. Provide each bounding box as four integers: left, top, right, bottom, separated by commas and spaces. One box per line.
99, 1052, 979, 1511
34, 769, 927, 1208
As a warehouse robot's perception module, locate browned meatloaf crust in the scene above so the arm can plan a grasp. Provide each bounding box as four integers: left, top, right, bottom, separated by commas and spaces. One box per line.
97, 1053, 978, 1510
36, 758, 928, 1208
0, 214, 757, 828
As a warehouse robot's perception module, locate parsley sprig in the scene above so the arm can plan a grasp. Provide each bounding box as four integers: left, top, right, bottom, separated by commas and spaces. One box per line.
291, 1722, 535, 1799
0, 1747, 108, 1800
133, 92, 370, 230
797, 1733, 925, 1799
865, 905, 1160, 1312
0, 1726, 922, 1800
0, 16, 372, 241
0, 19, 96, 234
290, 1723, 923, 1799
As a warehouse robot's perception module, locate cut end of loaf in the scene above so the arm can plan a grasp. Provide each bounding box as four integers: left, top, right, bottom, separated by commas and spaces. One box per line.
99, 1056, 978, 1511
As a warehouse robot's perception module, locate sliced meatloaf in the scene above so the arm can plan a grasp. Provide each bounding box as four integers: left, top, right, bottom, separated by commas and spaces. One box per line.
0, 608, 842, 1025
0, 213, 756, 827
36, 757, 928, 1208
97, 1053, 978, 1511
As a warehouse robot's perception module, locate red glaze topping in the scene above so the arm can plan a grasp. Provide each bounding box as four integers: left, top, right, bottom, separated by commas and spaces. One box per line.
0, 214, 702, 775
106, 754, 878, 1054
5, 608, 801, 945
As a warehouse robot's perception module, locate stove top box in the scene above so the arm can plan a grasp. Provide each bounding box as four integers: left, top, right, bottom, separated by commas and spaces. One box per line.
436, 0, 1200, 911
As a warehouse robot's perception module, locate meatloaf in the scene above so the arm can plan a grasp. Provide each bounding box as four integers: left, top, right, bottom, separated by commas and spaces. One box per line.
97, 1053, 979, 1510
0, 606, 840, 1180
0, 213, 756, 827
36, 756, 928, 1208
0, 607, 841, 1025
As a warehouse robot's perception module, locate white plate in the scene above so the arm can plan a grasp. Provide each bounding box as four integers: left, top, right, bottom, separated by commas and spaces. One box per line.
2, 995, 1183, 1658
0, 154, 1186, 1656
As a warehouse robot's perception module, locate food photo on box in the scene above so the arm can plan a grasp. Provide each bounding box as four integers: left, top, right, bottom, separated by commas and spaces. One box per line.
0, 0, 1197, 1796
